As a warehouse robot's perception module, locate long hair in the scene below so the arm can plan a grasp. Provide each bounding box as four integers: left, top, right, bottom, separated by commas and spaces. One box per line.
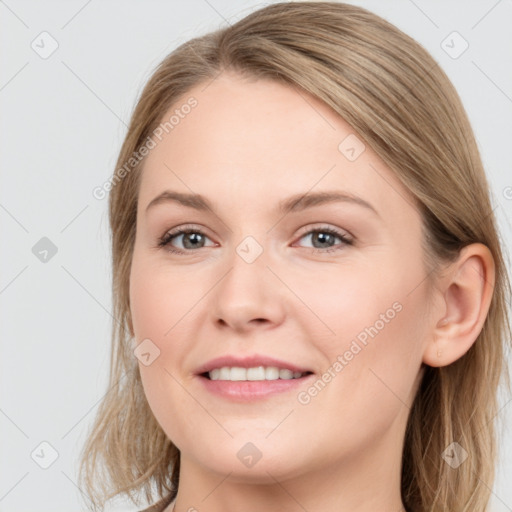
78, 2, 511, 511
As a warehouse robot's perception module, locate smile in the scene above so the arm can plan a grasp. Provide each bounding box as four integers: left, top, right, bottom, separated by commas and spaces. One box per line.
206, 366, 310, 381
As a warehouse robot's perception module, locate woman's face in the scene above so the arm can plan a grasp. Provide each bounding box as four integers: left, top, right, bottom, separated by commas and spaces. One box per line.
129, 71, 433, 484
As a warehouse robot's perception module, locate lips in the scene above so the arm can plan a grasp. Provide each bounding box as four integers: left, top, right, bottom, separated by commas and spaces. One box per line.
195, 354, 313, 377
194, 354, 315, 401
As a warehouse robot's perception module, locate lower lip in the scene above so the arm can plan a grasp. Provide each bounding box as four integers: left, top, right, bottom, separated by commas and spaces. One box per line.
198, 374, 314, 401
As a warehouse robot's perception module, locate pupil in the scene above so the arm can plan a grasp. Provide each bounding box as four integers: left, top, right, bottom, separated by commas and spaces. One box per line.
183, 233, 203, 249
315, 232, 332, 248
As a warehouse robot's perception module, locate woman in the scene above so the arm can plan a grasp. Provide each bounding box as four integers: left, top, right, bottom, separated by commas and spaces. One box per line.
78, 2, 511, 511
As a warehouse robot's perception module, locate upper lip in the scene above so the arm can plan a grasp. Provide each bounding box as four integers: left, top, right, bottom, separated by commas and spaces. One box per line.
195, 354, 313, 375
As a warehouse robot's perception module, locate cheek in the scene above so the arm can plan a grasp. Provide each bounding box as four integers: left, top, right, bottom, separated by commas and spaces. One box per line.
130, 276, 171, 340
129, 255, 197, 445
129, 253, 198, 341
299, 251, 427, 412
294, 256, 406, 349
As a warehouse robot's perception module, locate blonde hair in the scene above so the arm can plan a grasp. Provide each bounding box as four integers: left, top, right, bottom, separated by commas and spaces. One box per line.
78, 2, 511, 511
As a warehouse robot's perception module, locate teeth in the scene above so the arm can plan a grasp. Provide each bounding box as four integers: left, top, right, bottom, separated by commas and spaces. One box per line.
231, 367, 246, 381
279, 369, 293, 379
208, 366, 308, 381
219, 367, 231, 380
265, 367, 279, 380
247, 366, 266, 380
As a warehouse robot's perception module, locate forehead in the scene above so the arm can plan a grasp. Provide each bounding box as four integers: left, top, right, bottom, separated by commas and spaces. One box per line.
138, 71, 419, 223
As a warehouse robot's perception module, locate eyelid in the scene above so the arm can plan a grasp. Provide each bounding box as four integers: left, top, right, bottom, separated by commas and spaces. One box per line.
157, 223, 216, 249
295, 222, 353, 240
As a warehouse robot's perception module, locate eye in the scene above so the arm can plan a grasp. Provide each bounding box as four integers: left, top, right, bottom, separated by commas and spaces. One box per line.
157, 224, 353, 255
157, 225, 215, 254
294, 226, 353, 252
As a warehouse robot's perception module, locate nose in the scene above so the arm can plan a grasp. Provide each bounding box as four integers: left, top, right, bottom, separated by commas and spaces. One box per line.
210, 245, 287, 333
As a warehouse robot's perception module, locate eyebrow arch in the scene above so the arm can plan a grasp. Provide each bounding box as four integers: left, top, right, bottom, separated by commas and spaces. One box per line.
145, 190, 380, 217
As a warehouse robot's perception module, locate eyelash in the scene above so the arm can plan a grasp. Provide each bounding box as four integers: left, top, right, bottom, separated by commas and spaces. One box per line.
157, 224, 353, 255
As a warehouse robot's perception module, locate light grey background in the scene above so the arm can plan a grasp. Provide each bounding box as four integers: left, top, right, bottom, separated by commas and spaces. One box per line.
1, 1, 511, 511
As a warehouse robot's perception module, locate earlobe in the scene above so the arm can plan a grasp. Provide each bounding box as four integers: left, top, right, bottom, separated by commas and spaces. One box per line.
422, 243, 495, 368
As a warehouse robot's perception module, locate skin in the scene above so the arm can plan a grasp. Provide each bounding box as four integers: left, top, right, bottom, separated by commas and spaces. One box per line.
129, 71, 495, 512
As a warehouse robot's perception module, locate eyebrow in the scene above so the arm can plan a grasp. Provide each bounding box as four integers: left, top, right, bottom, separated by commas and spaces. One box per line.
145, 190, 380, 217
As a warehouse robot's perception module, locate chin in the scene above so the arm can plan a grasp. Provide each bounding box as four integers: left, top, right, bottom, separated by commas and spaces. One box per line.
182, 435, 311, 483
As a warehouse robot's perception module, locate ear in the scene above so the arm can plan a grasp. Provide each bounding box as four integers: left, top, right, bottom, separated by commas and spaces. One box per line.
423, 243, 495, 367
